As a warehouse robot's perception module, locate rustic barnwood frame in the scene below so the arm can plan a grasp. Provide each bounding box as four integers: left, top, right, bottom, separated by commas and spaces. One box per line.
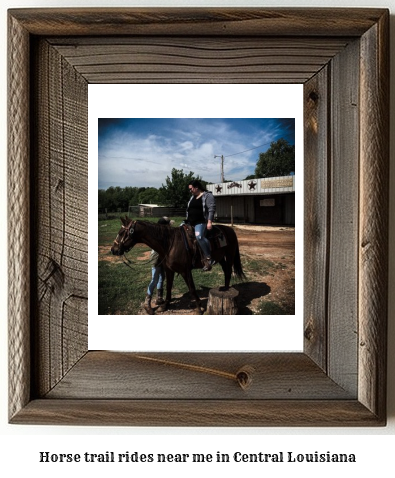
8, 8, 389, 426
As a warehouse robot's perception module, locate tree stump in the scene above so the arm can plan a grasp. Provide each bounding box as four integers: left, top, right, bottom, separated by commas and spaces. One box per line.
207, 287, 239, 315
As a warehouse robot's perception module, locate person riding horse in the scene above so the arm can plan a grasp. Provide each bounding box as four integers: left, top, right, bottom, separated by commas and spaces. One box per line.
111, 215, 245, 314
186, 180, 216, 271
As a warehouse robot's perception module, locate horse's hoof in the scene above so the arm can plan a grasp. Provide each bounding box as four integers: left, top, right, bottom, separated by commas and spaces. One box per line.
193, 308, 204, 315
144, 306, 155, 315
156, 305, 167, 313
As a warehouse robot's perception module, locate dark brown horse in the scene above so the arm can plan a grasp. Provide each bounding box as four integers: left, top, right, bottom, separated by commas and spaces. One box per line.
111, 217, 245, 314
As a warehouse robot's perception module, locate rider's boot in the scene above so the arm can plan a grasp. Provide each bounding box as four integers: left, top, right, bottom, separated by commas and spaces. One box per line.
156, 288, 165, 305
144, 294, 154, 314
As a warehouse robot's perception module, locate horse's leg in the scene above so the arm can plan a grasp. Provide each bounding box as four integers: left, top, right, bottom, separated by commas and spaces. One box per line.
219, 256, 232, 290
181, 271, 203, 314
157, 269, 174, 313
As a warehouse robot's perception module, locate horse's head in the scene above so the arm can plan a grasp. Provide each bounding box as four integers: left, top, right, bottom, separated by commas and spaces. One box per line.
111, 216, 137, 256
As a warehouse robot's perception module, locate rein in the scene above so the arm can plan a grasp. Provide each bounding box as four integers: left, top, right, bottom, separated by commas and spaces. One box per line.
121, 254, 134, 269
116, 219, 177, 269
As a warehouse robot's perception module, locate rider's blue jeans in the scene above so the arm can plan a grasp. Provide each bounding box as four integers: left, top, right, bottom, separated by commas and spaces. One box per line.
195, 222, 211, 257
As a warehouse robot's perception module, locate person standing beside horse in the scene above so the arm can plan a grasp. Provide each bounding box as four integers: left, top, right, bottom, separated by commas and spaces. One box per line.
144, 216, 173, 314
186, 180, 216, 271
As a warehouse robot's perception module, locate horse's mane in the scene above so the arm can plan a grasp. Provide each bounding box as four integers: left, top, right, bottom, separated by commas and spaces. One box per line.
134, 219, 178, 250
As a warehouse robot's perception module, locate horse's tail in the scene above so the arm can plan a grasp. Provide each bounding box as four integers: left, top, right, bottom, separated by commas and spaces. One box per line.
233, 243, 247, 281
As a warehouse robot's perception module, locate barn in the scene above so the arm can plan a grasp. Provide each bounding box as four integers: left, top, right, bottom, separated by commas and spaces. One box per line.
129, 204, 185, 218
205, 175, 295, 226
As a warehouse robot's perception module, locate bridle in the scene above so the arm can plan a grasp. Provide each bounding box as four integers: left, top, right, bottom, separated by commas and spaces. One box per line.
113, 220, 136, 253
113, 219, 177, 268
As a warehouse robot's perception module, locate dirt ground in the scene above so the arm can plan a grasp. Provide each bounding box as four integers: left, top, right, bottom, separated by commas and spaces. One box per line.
235, 225, 295, 315
141, 225, 295, 315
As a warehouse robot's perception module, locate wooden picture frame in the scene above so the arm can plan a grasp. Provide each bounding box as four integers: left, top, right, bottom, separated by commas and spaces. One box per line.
8, 8, 389, 426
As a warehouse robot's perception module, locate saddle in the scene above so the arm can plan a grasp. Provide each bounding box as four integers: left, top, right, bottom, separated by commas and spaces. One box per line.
180, 223, 227, 268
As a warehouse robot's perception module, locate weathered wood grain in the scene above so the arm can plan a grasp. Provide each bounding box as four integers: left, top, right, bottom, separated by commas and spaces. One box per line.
30, 39, 88, 397
11, 399, 383, 427
327, 39, 360, 396
46, 352, 354, 400
303, 67, 330, 371
8, 7, 387, 37
8, 12, 31, 422
49, 37, 351, 84
358, 14, 389, 418
8, 7, 389, 426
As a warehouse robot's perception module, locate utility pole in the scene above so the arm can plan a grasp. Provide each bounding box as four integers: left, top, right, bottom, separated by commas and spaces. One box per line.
214, 154, 224, 183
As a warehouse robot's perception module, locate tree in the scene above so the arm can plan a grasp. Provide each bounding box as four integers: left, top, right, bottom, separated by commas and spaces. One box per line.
255, 138, 295, 178
102, 186, 125, 210
159, 168, 204, 208
98, 189, 107, 210
98, 186, 143, 211
138, 187, 161, 205
125, 186, 140, 207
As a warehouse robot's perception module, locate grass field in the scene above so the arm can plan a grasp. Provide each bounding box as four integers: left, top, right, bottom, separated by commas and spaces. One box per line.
98, 216, 293, 315
98, 216, 241, 314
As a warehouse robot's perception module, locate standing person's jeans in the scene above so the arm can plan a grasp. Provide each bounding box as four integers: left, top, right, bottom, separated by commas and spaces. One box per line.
147, 265, 165, 296
195, 222, 211, 257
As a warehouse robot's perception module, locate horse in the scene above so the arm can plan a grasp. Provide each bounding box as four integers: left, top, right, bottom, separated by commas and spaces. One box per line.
110, 216, 246, 314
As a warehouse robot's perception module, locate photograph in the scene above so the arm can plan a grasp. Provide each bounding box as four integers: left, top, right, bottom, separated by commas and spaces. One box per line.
88, 85, 303, 352
98, 118, 296, 317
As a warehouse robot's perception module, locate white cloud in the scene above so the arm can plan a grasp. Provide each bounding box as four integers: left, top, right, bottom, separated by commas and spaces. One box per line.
98, 118, 294, 188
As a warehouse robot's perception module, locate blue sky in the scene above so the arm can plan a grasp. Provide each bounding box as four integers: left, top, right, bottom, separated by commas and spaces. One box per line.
98, 118, 295, 189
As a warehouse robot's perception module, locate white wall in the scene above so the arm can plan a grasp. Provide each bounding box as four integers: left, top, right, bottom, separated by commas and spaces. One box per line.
1, 0, 394, 476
